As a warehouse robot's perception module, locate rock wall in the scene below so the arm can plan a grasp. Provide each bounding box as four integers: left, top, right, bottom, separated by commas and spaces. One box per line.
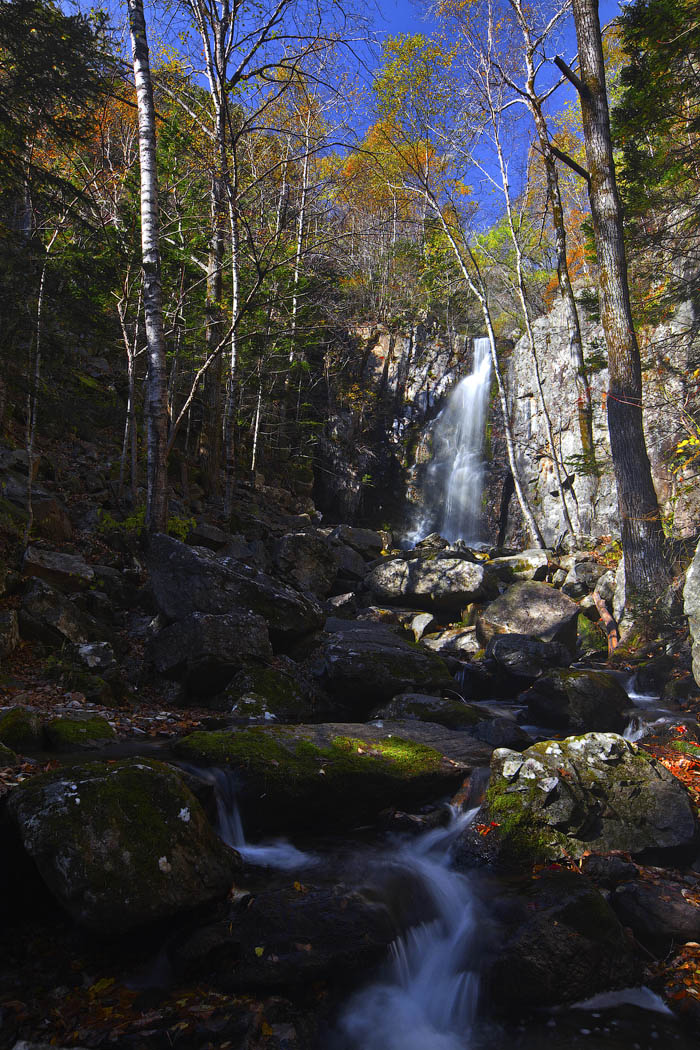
497, 290, 700, 546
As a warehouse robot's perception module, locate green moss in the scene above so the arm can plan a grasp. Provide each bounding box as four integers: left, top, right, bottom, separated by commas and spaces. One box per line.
226, 667, 313, 721
402, 699, 482, 729
670, 739, 700, 758
577, 613, 608, 654
0, 706, 43, 751
44, 716, 116, 752
484, 777, 564, 865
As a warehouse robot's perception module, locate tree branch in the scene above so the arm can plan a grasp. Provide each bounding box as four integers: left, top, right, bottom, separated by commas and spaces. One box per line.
554, 55, 590, 98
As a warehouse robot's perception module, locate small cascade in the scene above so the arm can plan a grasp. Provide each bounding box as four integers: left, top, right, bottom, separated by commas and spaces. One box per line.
191, 766, 317, 871
408, 337, 492, 545
337, 807, 480, 1050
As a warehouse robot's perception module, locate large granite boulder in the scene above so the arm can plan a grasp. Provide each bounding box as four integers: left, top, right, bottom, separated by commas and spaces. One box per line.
146, 534, 323, 646
487, 549, 550, 583
173, 723, 468, 832
329, 524, 383, 559
311, 620, 453, 712
365, 553, 498, 611
684, 538, 700, 687
488, 871, 636, 1010
486, 733, 699, 861
370, 693, 484, 730
522, 668, 630, 733
485, 634, 571, 684
5, 758, 238, 935
612, 877, 700, 953
273, 531, 339, 597
148, 610, 273, 697
18, 579, 100, 646
221, 659, 327, 723
23, 547, 95, 592
477, 581, 580, 655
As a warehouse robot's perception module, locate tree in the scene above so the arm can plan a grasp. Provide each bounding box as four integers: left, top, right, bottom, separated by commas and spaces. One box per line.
126, 0, 168, 531
567, 0, 670, 604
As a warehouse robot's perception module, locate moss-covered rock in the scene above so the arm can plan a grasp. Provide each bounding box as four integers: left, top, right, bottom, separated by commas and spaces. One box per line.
173, 723, 467, 832
0, 706, 43, 752
523, 668, 629, 733
224, 663, 322, 723
370, 693, 483, 730
44, 715, 116, 752
0, 740, 17, 764
576, 613, 608, 655
485, 733, 700, 863
5, 758, 239, 935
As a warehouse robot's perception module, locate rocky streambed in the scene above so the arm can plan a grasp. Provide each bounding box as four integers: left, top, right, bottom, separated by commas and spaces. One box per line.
2, 522, 700, 1049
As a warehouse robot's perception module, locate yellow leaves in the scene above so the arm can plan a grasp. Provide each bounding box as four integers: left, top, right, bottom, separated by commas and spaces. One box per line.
254, 946, 265, 957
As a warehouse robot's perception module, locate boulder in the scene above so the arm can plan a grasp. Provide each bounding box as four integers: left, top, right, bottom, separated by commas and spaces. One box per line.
148, 610, 273, 697
5, 758, 238, 935
187, 522, 232, 550
523, 668, 630, 733
612, 878, 700, 953
561, 559, 606, 599
22, 547, 94, 592
477, 581, 580, 655
684, 539, 700, 687
173, 723, 468, 832
421, 627, 482, 655
370, 693, 484, 730
410, 612, 435, 641
487, 549, 550, 582
44, 715, 116, 752
273, 531, 339, 597
330, 540, 367, 581
485, 633, 571, 684
76, 641, 117, 675
171, 884, 395, 990
147, 534, 323, 646
486, 733, 700, 861
0, 706, 43, 752
312, 620, 453, 712
0, 609, 19, 659
0, 740, 17, 764
329, 524, 383, 559
366, 554, 498, 611
221, 660, 326, 724
488, 871, 636, 1010
472, 717, 533, 751
18, 579, 100, 646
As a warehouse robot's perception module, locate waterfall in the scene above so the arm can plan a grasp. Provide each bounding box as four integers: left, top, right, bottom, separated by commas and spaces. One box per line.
337, 807, 480, 1050
408, 337, 492, 546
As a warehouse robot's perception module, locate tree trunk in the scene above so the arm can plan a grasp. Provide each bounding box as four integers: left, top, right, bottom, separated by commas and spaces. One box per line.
127, 0, 168, 532
571, 0, 670, 602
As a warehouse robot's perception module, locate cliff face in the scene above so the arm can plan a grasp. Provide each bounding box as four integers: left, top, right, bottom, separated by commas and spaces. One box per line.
499, 290, 700, 546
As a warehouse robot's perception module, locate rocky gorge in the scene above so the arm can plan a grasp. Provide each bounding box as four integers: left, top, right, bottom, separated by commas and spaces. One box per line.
2, 439, 700, 1049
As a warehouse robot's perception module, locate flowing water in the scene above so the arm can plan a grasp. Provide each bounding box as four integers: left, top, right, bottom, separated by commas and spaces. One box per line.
409, 336, 492, 545
336, 807, 480, 1050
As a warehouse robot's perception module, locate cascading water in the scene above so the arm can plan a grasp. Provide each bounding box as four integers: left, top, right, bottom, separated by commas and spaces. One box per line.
409, 337, 492, 545
336, 807, 480, 1050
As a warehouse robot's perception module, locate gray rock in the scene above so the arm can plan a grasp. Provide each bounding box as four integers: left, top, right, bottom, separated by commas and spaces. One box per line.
147, 534, 323, 647
330, 524, 384, 558
594, 569, 617, 604
487, 733, 699, 860
331, 540, 367, 580
477, 580, 580, 655
612, 878, 700, 953
148, 610, 273, 696
421, 626, 482, 655
472, 717, 533, 751
23, 547, 94, 592
562, 560, 606, 598
485, 633, 571, 683
273, 531, 339, 597
410, 612, 435, 641
77, 642, 117, 675
488, 549, 550, 582
523, 668, 630, 732
187, 522, 231, 550
371, 693, 483, 730
19, 579, 100, 645
684, 538, 700, 687
366, 554, 498, 611
6, 758, 238, 935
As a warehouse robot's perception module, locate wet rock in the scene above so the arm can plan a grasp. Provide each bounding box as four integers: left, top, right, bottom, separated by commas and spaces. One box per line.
612, 878, 700, 953
273, 531, 339, 597
522, 668, 630, 733
485, 634, 571, 684
472, 717, 533, 751
0, 706, 43, 752
5, 758, 238, 935
329, 524, 383, 559
477, 581, 580, 656
148, 610, 273, 697
173, 723, 468, 832
22, 547, 94, 592
18, 579, 101, 646
147, 534, 323, 647
0, 609, 19, 659
366, 553, 498, 611
488, 549, 550, 582
486, 733, 700, 862
311, 620, 453, 712
171, 884, 395, 990
488, 871, 637, 1010
44, 715, 116, 752
370, 693, 483, 730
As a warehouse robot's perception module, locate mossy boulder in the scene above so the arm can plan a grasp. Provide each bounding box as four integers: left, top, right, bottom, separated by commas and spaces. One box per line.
0, 706, 43, 752
44, 715, 116, 752
577, 613, 608, 655
173, 723, 467, 832
487, 871, 637, 1010
522, 668, 629, 733
485, 733, 700, 862
5, 758, 239, 935
370, 693, 483, 730
224, 662, 324, 723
